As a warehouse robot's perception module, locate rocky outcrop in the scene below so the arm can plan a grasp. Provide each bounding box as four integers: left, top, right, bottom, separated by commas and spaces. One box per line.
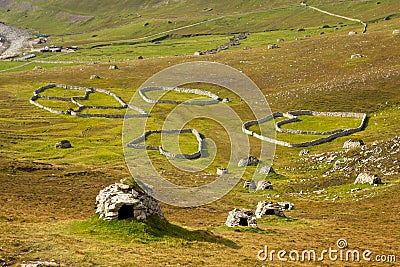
225, 208, 257, 228
96, 182, 164, 221
354, 172, 382, 185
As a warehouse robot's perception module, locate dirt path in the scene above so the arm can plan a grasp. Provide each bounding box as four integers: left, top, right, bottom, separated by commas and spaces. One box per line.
0, 23, 31, 59
302, 3, 367, 33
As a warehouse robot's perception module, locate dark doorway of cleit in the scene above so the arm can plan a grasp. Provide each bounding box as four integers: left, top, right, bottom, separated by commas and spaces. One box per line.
118, 205, 134, 220
238, 217, 248, 226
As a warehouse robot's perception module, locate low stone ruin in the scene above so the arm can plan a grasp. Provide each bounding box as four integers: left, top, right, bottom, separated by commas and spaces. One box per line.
225, 208, 257, 228
255, 201, 294, 218
238, 156, 259, 167
267, 44, 279, 49
299, 149, 310, 156
343, 139, 364, 149
109, 65, 119, 70
55, 140, 72, 149
243, 180, 256, 190
217, 168, 228, 175
256, 180, 273, 191
354, 172, 382, 185
197, 33, 247, 55
259, 165, 274, 175
349, 31, 358, 35
96, 182, 164, 221
351, 54, 363, 59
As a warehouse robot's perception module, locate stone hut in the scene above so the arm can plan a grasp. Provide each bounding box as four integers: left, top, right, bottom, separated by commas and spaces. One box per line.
225, 208, 257, 228
96, 182, 163, 221
343, 139, 364, 149
354, 172, 382, 185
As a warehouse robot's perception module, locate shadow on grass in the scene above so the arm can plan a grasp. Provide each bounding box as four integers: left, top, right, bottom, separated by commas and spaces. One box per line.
69, 215, 240, 248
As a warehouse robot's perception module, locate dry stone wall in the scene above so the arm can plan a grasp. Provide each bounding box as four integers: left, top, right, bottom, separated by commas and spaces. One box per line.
30, 84, 148, 118
139, 86, 220, 106
243, 110, 367, 147
127, 128, 203, 159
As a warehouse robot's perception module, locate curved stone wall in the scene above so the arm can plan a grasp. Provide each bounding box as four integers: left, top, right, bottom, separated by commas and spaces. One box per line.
139, 86, 220, 106
243, 110, 367, 147
30, 84, 148, 118
127, 128, 203, 159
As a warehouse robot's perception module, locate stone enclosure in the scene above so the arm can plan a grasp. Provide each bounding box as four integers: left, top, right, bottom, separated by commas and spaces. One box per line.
243, 110, 367, 147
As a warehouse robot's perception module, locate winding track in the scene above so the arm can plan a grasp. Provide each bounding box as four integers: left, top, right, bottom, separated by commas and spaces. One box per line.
302, 3, 367, 33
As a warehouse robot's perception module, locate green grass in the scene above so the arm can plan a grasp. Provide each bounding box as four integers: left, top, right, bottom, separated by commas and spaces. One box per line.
280, 115, 362, 132
69, 215, 237, 247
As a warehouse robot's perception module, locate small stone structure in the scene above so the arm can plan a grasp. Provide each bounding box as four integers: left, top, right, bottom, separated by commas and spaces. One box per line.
225, 208, 257, 228
343, 139, 364, 149
217, 168, 228, 175
139, 86, 221, 106
109, 65, 119, 70
351, 54, 363, 59
256, 180, 273, 191
127, 128, 203, 159
354, 172, 382, 185
259, 165, 274, 175
255, 202, 285, 218
90, 75, 100, 79
238, 156, 260, 167
30, 84, 148, 118
267, 44, 279, 49
55, 140, 72, 149
243, 110, 367, 147
277, 201, 295, 210
96, 182, 164, 221
243, 180, 256, 190
348, 31, 357, 35
299, 149, 310, 156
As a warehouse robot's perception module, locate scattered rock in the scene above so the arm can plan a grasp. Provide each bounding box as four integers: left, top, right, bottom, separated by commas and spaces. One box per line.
392, 29, 400, 35
351, 54, 363, 59
55, 140, 72, 149
322, 24, 330, 29
259, 165, 274, 175
256, 180, 273, 191
193, 51, 202, 56
351, 188, 362, 193
243, 46, 252, 50
255, 202, 285, 218
243, 180, 256, 190
109, 65, 118, 70
295, 37, 302, 41
144, 22, 149, 26
348, 31, 358, 35
96, 182, 164, 221
299, 149, 310, 156
217, 168, 228, 175
343, 139, 364, 149
90, 74, 100, 79
297, 28, 305, 32
267, 44, 279, 49
277, 38, 284, 42
33, 66, 42, 70
225, 208, 257, 227
238, 156, 260, 167
222, 98, 231, 103
354, 172, 382, 185
137, 55, 144, 60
